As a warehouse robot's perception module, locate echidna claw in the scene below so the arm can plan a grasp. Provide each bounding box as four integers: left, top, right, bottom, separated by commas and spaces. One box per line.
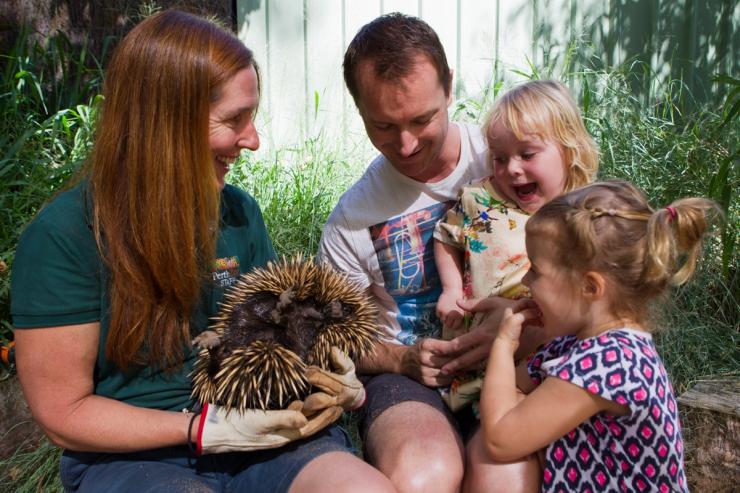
277, 287, 295, 311
327, 300, 343, 318
192, 330, 221, 349
303, 306, 323, 320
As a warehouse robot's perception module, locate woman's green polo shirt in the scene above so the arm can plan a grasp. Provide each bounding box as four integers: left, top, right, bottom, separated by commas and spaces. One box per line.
11, 183, 276, 411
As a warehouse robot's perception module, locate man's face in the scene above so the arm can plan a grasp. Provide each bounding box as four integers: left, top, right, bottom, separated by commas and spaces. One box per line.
354, 55, 453, 183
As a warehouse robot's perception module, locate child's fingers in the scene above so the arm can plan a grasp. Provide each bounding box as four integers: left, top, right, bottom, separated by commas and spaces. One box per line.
499, 310, 525, 340
518, 307, 542, 326
445, 310, 464, 332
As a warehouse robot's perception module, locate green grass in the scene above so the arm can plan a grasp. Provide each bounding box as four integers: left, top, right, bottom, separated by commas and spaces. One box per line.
229, 135, 368, 258
1, 440, 62, 493
654, 267, 739, 394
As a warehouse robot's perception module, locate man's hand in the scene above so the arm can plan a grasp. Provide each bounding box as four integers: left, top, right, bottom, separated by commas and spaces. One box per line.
458, 297, 540, 337
305, 347, 366, 411
438, 297, 541, 375
435, 289, 465, 336
399, 338, 457, 387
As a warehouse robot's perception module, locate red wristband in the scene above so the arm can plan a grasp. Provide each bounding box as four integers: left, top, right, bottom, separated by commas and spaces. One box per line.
195, 403, 209, 456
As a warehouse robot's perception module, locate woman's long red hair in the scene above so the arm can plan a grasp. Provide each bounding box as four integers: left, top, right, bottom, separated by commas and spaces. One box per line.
86, 10, 257, 370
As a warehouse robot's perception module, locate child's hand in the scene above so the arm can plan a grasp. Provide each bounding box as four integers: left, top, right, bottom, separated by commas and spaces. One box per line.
438, 298, 539, 376
496, 308, 526, 353
436, 290, 465, 334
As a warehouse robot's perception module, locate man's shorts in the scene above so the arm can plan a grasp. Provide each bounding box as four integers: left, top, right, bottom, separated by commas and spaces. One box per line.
356, 373, 478, 445
59, 425, 354, 493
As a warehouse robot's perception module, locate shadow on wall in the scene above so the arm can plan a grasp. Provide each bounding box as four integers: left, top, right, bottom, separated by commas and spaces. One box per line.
238, 0, 261, 31
517, 0, 737, 108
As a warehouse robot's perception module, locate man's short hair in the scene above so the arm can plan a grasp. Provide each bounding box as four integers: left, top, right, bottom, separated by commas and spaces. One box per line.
343, 12, 451, 104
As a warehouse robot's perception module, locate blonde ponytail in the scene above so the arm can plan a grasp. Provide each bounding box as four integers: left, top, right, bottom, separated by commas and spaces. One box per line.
526, 181, 721, 325
645, 198, 722, 287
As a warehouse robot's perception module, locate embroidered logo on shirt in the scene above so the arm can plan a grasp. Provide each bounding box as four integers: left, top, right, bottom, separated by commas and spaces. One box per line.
212, 256, 240, 289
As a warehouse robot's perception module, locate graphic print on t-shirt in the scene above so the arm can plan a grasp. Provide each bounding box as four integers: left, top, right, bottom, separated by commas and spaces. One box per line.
369, 201, 453, 344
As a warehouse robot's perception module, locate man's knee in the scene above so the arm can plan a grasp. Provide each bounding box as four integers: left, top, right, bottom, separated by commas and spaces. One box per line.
365, 402, 464, 493
389, 452, 464, 493
290, 452, 396, 493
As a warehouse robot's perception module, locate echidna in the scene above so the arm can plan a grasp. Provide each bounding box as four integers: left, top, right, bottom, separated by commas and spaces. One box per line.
190, 256, 380, 412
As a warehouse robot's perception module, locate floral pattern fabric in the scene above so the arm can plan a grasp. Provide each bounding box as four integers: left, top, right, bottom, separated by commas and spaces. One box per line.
433, 178, 531, 411
434, 178, 530, 310
528, 329, 688, 493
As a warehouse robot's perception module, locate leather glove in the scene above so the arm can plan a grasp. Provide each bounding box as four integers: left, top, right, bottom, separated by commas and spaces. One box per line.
304, 347, 366, 412
196, 402, 342, 455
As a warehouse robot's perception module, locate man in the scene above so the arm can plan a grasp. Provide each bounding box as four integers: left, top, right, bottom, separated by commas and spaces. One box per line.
319, 13, 536, 493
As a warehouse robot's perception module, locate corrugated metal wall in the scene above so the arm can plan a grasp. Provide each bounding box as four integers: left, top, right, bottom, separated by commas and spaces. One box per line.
237, 0, 738, 150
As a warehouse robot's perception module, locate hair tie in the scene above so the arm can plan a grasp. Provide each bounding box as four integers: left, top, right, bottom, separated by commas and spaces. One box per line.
665, 206, 677, 222
587, 207, 617, 219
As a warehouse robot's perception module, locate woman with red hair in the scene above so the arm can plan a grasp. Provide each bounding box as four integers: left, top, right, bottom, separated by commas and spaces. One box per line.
11, 10, 393, 493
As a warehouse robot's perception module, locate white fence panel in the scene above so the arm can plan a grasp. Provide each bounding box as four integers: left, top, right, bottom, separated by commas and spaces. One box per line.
305, 0, 345, 140
237, 0, 736, 153
239, 0, 515, 152
457, 1, 497, 100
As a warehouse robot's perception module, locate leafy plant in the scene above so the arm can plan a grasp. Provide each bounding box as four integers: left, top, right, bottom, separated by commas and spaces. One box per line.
229, 135, 365, 257
0, 31, 103, 342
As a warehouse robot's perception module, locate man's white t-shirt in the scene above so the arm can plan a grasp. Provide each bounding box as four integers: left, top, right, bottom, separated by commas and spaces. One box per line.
318, 122, 490, 345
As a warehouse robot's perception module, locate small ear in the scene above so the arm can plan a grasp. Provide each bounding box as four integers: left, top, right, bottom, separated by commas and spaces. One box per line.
582, 271, 606, 300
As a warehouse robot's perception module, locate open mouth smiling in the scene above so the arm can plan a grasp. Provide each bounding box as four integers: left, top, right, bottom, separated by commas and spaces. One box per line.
513, 182, 538, 199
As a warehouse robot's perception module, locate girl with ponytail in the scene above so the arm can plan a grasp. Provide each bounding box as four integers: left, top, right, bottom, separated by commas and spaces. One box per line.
477, 180, 720, 492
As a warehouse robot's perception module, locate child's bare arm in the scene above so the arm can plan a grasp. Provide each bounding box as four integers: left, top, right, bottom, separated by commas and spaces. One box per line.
434, 239, 465, 334
514, 358, 537, 394
480, 310, 627, 462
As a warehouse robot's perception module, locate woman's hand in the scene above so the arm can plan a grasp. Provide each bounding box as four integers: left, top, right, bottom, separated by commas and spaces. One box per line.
304, 347, 366, 411
435, 290, 465, 335
196, 402, 342, 455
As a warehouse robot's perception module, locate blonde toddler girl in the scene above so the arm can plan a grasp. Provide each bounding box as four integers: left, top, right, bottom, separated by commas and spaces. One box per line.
433, 80, 599, 410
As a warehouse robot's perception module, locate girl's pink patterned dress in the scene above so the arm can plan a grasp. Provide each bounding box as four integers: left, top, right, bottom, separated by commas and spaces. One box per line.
528, 329, 688, 493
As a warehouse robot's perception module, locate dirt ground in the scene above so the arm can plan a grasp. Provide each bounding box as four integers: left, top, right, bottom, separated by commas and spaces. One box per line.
1, 375, 43, 460
681, 405, 739, 493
